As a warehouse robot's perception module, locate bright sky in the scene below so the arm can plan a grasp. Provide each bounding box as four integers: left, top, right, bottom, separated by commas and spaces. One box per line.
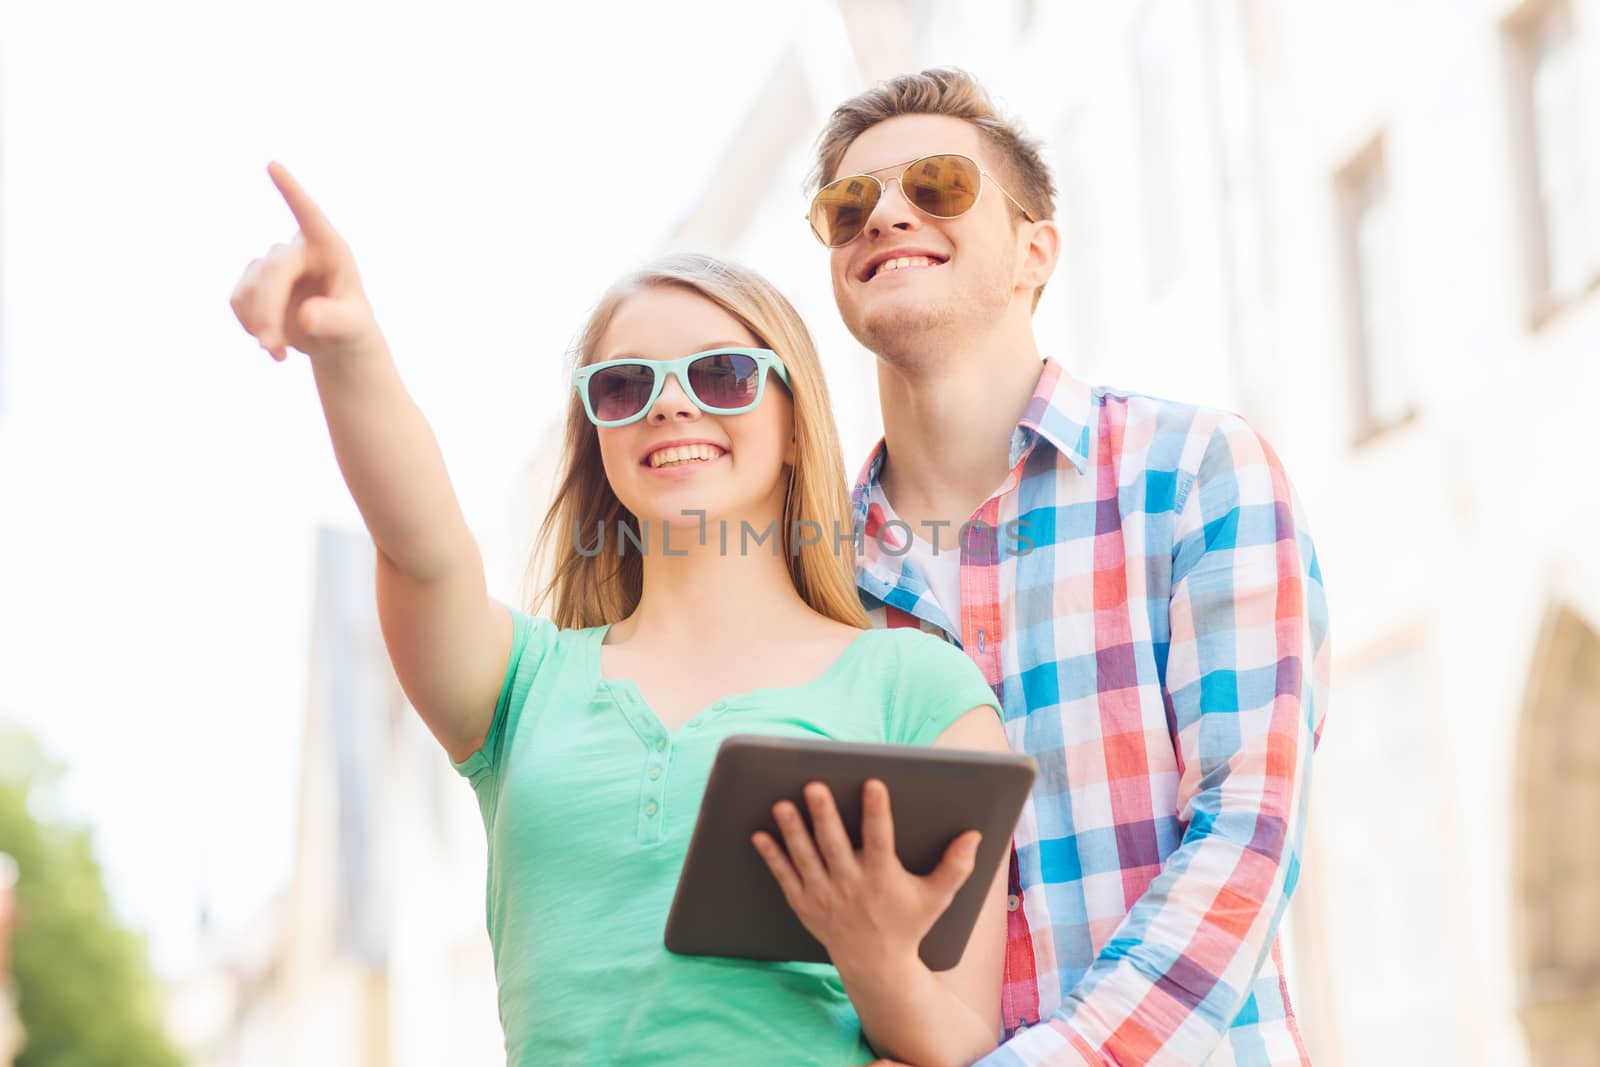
0, 0, 809, 974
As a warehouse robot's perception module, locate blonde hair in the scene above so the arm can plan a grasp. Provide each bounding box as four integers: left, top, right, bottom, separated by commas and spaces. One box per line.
527, 253, 870, 632
809, 67, 1056, 307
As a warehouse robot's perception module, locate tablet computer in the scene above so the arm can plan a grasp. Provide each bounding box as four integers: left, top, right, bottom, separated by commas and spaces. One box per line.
664, 734, 1036, 972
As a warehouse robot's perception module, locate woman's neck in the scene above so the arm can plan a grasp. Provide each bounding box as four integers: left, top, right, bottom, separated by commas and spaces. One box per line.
608, 515, 818, 647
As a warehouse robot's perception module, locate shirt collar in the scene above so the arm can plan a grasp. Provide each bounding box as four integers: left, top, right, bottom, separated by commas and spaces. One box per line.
1014, 357, 1092, 474
850, 357, 1093, 616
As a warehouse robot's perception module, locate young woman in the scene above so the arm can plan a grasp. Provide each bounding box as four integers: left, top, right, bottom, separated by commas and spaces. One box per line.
229, 162, 1010, 1066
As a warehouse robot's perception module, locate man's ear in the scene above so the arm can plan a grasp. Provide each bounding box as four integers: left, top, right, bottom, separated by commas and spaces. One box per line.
1017, 218, 1061, 296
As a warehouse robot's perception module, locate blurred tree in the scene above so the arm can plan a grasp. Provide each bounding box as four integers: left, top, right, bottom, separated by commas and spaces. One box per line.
0, 723, 185, 1067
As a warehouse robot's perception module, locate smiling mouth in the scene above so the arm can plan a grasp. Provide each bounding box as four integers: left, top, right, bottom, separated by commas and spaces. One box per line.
865, 254, 947, 282
644, 443, 728, 469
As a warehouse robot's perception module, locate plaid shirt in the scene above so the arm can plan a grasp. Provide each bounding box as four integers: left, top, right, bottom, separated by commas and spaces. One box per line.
852, 359, 1330, 1066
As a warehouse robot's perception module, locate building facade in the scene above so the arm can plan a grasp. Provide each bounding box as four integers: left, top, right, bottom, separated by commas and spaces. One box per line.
166, 528, 503, 1065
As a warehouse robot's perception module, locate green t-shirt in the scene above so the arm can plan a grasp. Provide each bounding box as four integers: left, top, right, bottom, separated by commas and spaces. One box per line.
451, 606, 1002, 1066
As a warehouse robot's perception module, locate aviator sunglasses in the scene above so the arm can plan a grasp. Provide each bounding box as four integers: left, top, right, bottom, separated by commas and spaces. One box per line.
807, 152, 1037, 248
573, 347, 791, 427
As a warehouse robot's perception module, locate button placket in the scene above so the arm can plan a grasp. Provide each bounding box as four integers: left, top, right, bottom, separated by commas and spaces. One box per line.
638, 773, 666, 842
637, 725, 670, 843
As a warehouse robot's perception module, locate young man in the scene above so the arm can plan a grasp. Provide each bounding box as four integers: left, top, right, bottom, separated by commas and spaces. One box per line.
807, 69, 1330, 1066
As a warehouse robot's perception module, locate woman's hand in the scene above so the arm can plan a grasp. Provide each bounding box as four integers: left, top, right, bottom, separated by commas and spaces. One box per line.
752, 778, 981, 981
229, 162, 381, 364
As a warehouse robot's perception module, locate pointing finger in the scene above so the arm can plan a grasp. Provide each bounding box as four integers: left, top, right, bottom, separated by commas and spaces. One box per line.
267, 161, 343, 250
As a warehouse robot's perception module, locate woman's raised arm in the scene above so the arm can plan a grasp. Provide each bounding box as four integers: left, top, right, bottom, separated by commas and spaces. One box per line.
229, 162, 510, 763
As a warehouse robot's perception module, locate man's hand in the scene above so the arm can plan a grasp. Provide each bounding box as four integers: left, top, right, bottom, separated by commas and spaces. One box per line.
751, 778, 981, 979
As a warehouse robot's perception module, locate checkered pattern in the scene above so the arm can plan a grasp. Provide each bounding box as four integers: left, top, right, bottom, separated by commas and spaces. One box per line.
852, 359, 1329, 1066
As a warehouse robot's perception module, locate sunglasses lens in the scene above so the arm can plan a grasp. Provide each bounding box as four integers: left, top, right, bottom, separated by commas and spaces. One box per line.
809, 175, 879, 247
902, 154, 980, 218
687, 351, 762, 410
587, 363, 656, 422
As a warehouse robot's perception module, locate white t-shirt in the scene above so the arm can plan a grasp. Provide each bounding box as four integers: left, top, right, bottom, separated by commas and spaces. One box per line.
902, 531, 963, 627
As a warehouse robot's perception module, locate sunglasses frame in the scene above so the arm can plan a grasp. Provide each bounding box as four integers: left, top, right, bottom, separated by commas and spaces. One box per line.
806, 152, 1038, 248
572, 347, 792, 428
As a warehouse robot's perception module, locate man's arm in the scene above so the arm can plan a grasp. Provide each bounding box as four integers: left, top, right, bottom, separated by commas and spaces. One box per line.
978, 417, 1331, 1066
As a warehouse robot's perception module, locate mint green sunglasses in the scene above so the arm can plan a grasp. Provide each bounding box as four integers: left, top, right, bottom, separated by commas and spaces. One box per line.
573, 347, 791, 427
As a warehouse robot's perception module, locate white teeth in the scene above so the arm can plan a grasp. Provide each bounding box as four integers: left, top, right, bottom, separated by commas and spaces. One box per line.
647, 444, 725, 468
873, 255, 940, 278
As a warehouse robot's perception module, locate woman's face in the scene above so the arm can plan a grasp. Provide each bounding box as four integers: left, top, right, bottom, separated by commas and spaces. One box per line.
591, 285, 796, 537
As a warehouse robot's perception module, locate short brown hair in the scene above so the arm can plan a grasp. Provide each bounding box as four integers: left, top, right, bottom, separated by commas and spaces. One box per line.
809, 67, 1055, 225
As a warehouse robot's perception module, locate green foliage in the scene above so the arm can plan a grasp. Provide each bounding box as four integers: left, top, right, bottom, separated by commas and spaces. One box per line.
0, 723, 186, 1067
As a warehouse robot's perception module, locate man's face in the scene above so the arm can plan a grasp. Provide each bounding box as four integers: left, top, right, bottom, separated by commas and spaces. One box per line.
827, 113, 1027, 356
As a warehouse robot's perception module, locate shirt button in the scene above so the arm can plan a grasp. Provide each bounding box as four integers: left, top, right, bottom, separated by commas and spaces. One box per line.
644, 800, 658, 816
686, 719, 702, 730
1007, 894, 1020, 912
977, 629, 987, 653
648, 766, 663, 781
655, 737, 667, 752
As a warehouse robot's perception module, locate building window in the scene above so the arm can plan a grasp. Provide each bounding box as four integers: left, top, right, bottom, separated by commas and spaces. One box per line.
1515, 607, 1600, 1066
1507, 0, 1599, 321
1336, 136, 1412, 444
